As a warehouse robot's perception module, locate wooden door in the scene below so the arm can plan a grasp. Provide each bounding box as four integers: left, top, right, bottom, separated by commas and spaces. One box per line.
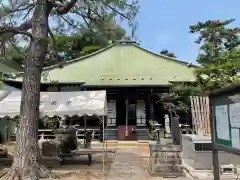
118, 125, 137, 140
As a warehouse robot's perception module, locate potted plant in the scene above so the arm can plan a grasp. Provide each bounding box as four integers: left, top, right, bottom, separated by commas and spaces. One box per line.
148, 120, 155, 141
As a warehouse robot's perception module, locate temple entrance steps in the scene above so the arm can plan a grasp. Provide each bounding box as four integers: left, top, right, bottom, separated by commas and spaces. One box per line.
107, 148, 148, 180
91, 140, 149, 148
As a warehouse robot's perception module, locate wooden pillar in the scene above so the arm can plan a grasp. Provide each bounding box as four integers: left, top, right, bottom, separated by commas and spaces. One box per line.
171, 117, 181, 145
210, 99, 220, 180
82, 116, 86, 146
148, 94, 154, 121
125, 97, 129, 137
99, 117, 103, 142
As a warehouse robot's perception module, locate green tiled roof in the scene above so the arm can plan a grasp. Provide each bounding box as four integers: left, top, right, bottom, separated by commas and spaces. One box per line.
0, 59, 23, 73
10, 42, 197, 86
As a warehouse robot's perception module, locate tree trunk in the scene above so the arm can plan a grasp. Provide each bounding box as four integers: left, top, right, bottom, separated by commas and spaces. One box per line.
3, 1, 52, 180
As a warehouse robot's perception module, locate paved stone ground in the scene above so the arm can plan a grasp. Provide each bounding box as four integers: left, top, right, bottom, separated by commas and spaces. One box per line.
107, 148, 193, 180
107, 148, 149, 180
188, 172, 239, 180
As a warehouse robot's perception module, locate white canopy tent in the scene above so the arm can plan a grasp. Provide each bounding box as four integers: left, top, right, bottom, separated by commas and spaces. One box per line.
0, 90, 107, 118
0, 91, 45, 118
0, 90, 108, 172
41, 91, 107, 118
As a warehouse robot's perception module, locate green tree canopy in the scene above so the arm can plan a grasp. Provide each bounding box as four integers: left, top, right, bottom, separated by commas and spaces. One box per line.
189, 19, 240, 91
189, 19, 240, 65
54, 19, 129, 62
5, 18, 130, 66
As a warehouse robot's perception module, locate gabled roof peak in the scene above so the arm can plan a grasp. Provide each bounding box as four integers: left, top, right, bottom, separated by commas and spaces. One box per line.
115, 40, 140, 45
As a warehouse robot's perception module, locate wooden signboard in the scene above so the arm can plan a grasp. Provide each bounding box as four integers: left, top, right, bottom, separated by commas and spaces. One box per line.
209, 85, 240, 180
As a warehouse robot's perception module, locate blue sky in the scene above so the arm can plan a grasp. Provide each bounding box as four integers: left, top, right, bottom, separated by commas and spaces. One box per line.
133, 0, 240, 63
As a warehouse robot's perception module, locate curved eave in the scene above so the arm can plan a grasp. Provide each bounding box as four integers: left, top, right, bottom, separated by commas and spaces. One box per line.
209, 84, 240, 97
168, 80, 196, 83
3, 79, 86, 85
81, 84, 174, 88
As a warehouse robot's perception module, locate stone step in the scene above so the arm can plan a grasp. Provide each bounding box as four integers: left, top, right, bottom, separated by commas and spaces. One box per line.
150, 152, 181, 157
149, 144, 182, 152
149, 157, 182, 164
150, 171, 185, 178
149, 164, 185, 177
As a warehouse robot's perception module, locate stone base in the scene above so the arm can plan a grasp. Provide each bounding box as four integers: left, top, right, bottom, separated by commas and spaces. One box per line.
164, 133, 172, 139
149, 164, 185, 177
148, 143, 184, 177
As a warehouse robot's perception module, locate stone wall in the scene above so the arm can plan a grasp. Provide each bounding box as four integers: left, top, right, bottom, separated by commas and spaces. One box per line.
182, 134, 240, 170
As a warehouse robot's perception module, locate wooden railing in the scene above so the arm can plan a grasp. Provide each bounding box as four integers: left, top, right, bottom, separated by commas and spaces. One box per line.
76, 128, 100, 139
37, 129, 101, 140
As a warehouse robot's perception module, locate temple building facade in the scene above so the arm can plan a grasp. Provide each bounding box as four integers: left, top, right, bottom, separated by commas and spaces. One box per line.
3, 41, 196, 141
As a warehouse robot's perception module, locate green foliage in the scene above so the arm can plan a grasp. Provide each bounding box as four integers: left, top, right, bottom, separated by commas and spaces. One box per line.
5, 22, 127, 66
195, 61, 240, 91
2, 1, 138, 67
190, 19, 240, 91
43, 117, 59, 130
159, 83, 199, 111
54, 35, 83, 61
148, 133, 154, 141
79, 45, 102, 56
160, 49, 177, 58
48, 20, 128, 63
171, 84, 200, 108
148, 120, 156, 141
189, 19, 240, 65
38, 119, 44, 129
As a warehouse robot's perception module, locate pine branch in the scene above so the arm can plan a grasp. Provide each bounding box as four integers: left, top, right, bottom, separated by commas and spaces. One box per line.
56, 0, 79, 15
101, 1, 130, 20
0, 26, 33, 38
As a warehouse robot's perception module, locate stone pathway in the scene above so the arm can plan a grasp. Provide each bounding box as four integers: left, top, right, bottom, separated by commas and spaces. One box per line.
107, 148, 148, 180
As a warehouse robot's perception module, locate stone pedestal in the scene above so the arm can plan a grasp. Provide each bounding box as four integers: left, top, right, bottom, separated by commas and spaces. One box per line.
149, 141, 184, 177
40, 140, 60, 157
